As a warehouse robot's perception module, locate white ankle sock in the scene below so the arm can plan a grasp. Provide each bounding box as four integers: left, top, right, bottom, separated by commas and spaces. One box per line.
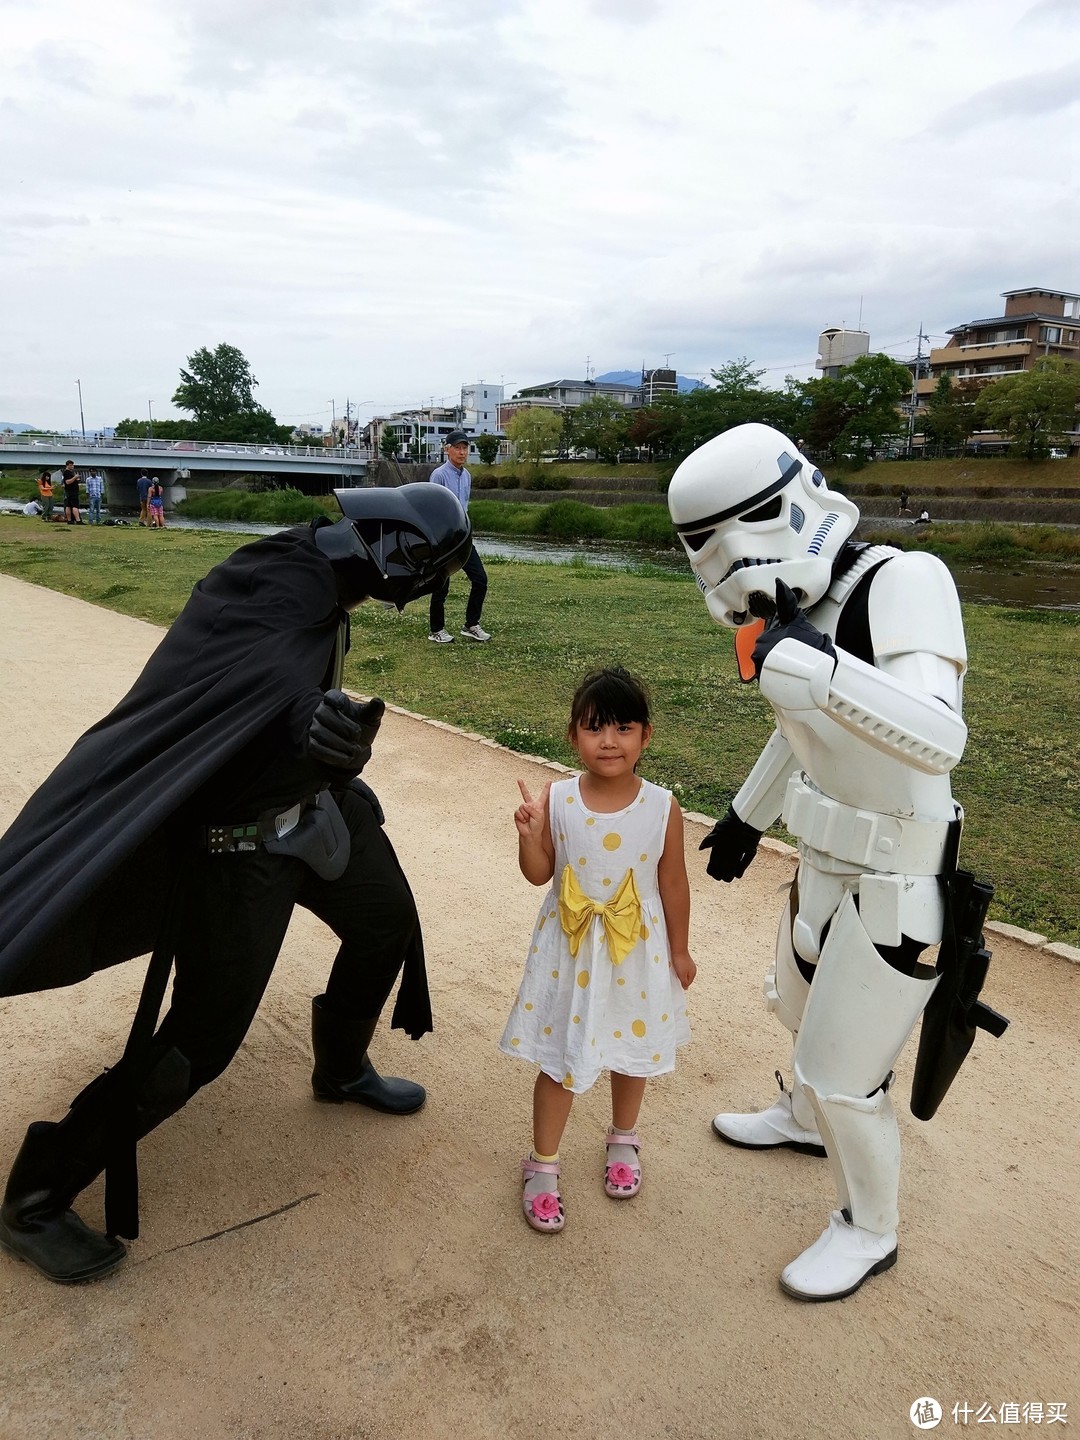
606, 1127, 639, 1168
524, 1150, 559, 1202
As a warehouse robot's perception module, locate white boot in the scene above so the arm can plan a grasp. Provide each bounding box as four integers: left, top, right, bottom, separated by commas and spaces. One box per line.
712, 1072, 826, 1157
779, 1209, 897, 1301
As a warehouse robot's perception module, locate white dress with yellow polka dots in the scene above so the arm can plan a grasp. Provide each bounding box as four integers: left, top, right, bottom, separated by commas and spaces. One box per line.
498, 775, 690, 1094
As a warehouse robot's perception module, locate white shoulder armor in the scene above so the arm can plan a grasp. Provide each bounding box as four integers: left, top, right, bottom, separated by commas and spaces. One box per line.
867, 551, 967, 673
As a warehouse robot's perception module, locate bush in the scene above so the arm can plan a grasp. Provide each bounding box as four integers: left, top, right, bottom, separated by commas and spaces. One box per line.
525, 471, 566, 492
498, 473, 521, 490
534, 500, 606, 539
177, 487, 333, 524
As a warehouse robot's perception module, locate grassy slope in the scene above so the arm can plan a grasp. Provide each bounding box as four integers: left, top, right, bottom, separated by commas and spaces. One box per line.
1, 515, 1076, 943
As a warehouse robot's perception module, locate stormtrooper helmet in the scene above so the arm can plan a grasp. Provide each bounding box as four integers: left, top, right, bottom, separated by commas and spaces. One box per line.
666, 423, 859, 628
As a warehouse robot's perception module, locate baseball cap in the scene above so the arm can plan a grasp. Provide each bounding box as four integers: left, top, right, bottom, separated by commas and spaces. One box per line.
445, 429, 470, 446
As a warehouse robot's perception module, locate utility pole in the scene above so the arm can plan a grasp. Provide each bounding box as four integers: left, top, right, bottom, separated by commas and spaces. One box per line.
147, 400, 154, 442
907, 323, 926, 459
76, 379, 86, 439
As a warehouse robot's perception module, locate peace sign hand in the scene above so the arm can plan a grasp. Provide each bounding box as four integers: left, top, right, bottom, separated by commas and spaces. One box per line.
515, 779, 552, 841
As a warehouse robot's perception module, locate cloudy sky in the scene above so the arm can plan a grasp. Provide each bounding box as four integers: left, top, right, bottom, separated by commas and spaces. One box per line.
2, 0, 1077, 431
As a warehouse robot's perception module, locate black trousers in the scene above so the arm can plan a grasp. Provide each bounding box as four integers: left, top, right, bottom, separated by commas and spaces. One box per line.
147, 787, 419, 1094
429, 542, 488, 632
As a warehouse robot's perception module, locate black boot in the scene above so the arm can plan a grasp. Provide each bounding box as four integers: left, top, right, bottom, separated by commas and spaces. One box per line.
0, 1121, 126, 1284
311, 996, 425, 1114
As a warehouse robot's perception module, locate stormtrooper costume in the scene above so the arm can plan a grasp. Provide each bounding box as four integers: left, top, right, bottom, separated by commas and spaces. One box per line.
667, 424, 969, 1302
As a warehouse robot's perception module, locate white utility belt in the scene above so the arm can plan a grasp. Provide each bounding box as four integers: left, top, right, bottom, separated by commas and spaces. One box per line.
783, 776, 952, 876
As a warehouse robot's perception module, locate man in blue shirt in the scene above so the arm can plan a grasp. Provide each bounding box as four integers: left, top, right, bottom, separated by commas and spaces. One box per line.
85, 471, 105, 525
427, 430, 490, 642
136, 471, 153, 526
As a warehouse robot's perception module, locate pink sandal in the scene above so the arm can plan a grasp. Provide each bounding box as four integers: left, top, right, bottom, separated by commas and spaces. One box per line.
604, 1129, 642, 1199
521, 1155, 565, 1233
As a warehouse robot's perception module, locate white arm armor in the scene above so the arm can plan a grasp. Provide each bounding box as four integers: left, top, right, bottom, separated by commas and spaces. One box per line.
759, 640, 967, 775
732, 727, 800, 831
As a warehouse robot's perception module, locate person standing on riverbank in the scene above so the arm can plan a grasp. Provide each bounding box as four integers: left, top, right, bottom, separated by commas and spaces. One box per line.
136, 470, 152, 526
36, 471, 55, 522
59, 461, 82, 525
428, 430, 491, 643
85, 471, 105, 525
147, 477, 165, 528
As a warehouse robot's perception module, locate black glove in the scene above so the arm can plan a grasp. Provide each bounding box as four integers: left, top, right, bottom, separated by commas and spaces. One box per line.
347, 775, 385, 826
750, 579, 836, 680
699, 805, 762, 882
307, 691, 385, 771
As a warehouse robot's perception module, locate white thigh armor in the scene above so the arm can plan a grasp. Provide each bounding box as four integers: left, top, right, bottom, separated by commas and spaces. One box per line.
793, 891, 938, 1233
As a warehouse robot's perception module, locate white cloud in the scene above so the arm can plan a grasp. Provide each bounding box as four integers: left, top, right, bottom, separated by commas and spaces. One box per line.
0, 0, 1076, 428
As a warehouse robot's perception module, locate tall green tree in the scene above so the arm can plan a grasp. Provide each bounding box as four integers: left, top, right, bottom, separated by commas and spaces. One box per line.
169, 343, 292, 443
379, 429, 402, 459
173, 343, 259, 426
505, 407, 563, 464
974, 357, 1080, 460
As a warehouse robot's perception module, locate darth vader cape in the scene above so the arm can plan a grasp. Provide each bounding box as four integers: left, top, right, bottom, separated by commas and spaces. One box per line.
0, 521, 344, 999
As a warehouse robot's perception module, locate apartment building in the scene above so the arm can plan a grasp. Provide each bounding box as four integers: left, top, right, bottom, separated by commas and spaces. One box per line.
922, 287, 1080, 396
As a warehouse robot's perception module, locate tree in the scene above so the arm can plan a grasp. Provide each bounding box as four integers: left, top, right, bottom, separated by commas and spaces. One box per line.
794, 353, 910, 465
505, 407, 563, 464
114, 417, 192, 441
660, 358, 800, 458
173, 343, 259, 426
919, 374, 972, 456
974, 357, 1080, 460
379, 429, 401, 460
474, 432, 501, 465
627, 402, 682, 459
566, 395, 631, 463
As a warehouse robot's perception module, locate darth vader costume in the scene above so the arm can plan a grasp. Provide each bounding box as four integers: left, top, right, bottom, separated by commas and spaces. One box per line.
0, 483, 470, 1285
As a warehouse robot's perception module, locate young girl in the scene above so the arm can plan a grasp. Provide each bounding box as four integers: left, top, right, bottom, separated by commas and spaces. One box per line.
499, 667, 696, 1233
148, 478, 165, 529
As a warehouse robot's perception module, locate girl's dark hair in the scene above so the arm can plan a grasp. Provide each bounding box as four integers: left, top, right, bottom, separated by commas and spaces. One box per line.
567, 666, 651, 738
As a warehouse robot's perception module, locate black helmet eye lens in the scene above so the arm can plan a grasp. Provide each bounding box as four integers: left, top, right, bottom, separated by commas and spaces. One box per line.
740, 496, 784, 523
683, 527, 714, 553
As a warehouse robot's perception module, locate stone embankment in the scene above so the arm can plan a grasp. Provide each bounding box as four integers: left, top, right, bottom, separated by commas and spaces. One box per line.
370, 459, 1080, 523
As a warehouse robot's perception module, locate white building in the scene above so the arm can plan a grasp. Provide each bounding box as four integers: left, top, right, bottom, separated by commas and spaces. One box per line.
461, 382, 503, 432
815, 328, 871, 377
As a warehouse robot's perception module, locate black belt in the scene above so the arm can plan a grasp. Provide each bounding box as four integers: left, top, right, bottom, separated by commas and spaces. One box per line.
203, 794, 321, 855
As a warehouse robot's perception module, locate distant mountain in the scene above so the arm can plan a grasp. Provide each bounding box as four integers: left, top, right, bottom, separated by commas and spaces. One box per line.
596, 370, 705, 394
0, 422, 38, 433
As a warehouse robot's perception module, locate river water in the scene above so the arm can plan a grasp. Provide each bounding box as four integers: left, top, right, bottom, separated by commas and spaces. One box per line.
3, 502, 1078, 611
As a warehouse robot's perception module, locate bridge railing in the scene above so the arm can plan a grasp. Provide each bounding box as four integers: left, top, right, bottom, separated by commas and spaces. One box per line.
0, 435, 373, 462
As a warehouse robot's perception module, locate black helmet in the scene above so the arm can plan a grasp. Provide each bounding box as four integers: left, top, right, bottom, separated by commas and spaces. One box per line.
316, 482, 472, 610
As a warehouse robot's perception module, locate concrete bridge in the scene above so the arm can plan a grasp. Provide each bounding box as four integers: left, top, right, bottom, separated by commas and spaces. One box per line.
0, 436, 370, 511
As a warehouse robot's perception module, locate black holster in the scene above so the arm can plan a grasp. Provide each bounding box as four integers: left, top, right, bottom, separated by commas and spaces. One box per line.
910, 867, 1009, 1122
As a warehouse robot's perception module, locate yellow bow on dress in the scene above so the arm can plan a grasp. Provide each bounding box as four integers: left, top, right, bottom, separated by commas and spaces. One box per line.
558, 864, 642, 965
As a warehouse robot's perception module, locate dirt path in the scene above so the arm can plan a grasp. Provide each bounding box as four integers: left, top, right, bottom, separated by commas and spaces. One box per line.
0, 573, 1076, 1440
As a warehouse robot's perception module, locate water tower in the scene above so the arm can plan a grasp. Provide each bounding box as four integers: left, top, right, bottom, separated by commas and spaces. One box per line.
816, 327, 870, 378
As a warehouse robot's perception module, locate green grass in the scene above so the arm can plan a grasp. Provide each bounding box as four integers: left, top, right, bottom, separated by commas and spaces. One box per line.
1, 513, 1077, 945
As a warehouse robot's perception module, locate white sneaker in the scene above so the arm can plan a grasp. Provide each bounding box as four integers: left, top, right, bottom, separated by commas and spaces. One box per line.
779, 1210, 898, 1301
460, 624, 491, 642
712, 1074, 826, 1156
428, 629, 454, 644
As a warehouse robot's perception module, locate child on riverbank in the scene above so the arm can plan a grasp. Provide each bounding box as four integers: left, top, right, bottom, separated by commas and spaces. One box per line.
499, 666, 696, 1233
148, 478, 165, 529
